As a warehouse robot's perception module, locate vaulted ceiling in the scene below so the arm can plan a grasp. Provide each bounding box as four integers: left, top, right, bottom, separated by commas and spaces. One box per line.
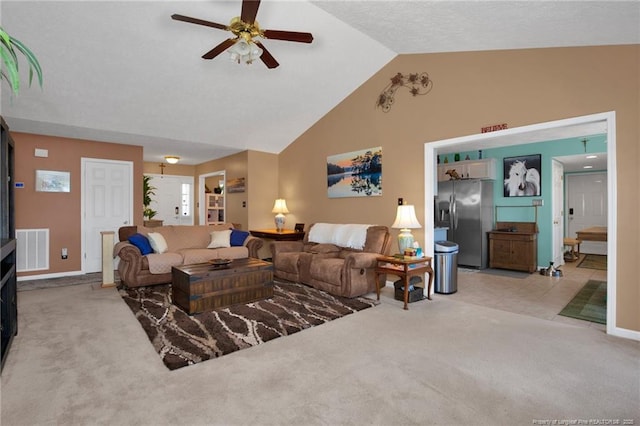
1, 1, 638, 165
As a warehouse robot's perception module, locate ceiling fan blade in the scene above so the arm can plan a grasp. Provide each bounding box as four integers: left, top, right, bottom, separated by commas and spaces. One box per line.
263, 29, 313, 43
202, 38, 237, 60
255, 41, 279, 69
241, 0, 261, 25
171, 14, 227, 31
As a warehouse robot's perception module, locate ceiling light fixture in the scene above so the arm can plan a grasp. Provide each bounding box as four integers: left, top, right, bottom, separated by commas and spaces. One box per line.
165, 156, 180, 164
586, 155, 598, 159
228, 29, 263, 65
583, 165, 593, 169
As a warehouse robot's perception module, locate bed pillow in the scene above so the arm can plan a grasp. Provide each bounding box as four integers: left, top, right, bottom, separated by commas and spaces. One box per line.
128, 233, 153, 255
147, 232, 168, 254
230, 229, 250, 246
208, 230, 232, 249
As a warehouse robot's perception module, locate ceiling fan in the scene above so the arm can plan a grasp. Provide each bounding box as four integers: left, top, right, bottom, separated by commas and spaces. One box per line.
171, 0, 313, 69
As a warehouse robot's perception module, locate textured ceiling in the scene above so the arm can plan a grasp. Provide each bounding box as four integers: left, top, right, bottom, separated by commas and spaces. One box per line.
1, 1, 638, 166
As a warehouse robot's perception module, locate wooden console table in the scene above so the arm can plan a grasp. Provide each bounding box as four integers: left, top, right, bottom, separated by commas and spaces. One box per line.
375, 255, 434, 310
249, 229, 305, 241
576, 226, 607, 242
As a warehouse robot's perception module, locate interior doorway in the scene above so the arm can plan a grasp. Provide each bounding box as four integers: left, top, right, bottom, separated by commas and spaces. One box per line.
424, 111, 618, 336
145, 174, 194, 226
198, 171, 225, 225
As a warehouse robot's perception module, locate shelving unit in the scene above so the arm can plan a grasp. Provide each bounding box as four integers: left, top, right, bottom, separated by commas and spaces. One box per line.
206, 193, 225, 224
1, 116, 17, 372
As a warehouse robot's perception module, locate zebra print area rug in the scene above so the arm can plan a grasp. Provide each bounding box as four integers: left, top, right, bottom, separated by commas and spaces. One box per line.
118, 281, 378, 370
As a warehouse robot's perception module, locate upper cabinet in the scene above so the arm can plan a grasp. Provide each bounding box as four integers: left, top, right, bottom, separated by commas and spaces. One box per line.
437, 158, 496, 181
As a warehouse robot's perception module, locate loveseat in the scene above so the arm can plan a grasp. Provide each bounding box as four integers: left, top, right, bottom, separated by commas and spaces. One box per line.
270, 223, 391, 298
114, 223, 263, 288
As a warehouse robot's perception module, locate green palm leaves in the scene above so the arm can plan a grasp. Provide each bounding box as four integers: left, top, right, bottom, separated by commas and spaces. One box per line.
1, 26, 43, 95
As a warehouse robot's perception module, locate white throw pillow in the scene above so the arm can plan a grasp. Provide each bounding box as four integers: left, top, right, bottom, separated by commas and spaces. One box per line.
147, 232, 168, 254
208, 230, 232, 249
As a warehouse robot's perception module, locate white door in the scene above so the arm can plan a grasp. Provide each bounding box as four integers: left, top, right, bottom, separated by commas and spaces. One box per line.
147, 174, 194, 226
566, 172, 607, 255
82, 159, 133, 273
551, 159, 564, 266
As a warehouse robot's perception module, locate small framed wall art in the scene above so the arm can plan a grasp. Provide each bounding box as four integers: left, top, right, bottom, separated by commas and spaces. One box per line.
35, 170, 70, 192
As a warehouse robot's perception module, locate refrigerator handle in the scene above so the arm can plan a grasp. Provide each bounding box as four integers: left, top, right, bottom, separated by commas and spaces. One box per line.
452, 193, 458, 229
448, 194, 454, 229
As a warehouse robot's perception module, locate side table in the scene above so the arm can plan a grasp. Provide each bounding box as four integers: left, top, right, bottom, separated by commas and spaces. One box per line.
375, 255, 434, 310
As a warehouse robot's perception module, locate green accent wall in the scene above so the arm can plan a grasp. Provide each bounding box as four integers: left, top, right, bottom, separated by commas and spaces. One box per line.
453, 134, 607, 266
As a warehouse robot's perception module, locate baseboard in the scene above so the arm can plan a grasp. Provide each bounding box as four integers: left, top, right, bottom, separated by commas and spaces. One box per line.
608, 326, 640, 341
17, 270, 84, 281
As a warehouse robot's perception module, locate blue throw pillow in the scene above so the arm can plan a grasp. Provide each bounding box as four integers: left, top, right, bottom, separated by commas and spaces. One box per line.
230, 229, 250, 247
128, 233, 153, 255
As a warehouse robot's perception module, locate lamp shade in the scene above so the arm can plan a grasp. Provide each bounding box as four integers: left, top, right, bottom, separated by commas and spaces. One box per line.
272, 199, 289, 214
391, 205, 421, 229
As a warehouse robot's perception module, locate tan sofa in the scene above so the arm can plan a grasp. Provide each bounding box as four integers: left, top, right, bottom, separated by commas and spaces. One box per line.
114, 223, 263, 288
270, 223, 391, 298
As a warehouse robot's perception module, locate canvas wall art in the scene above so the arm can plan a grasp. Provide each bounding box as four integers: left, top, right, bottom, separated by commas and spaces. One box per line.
503, 154, 541, 197
327, 147, 382, 198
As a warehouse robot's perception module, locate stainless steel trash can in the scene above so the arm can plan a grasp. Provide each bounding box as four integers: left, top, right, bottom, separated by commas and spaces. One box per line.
434, 241, 459, 294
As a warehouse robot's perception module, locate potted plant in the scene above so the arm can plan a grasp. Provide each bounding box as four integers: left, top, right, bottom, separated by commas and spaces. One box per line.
143, 175, 162, 227
1, 26, 43, 95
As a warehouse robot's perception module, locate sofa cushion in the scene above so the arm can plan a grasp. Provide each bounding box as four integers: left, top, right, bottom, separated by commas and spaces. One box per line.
128, 233, 153, 255
230, 229, 250, 246
146, 252, 183, 274
305, 243, 340, 254
148, 232, 168, 254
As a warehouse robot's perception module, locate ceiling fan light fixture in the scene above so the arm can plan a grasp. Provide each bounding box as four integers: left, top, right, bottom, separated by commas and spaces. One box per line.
165, 156, 180, 164
229, 38, 263, 65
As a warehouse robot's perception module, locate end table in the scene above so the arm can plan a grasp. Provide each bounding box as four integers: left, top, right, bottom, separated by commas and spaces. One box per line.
375, 255, 434, 310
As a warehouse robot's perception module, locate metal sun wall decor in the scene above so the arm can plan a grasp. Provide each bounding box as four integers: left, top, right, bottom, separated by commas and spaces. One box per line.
376, 72, 433, 112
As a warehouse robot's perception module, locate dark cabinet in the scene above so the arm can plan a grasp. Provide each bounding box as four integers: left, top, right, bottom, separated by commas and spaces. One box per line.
1, 116, 17, 372
489, 222, 538, 273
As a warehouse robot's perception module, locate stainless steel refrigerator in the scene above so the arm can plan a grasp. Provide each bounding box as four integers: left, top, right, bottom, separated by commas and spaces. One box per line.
435, 179, 494, 269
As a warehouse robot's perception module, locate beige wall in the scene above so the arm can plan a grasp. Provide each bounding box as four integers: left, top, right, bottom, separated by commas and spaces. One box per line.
278, 45, 639, 331
13, 133, 143, 277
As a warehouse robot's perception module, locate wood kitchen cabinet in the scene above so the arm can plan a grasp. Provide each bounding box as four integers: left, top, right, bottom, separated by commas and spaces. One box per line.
437, 158, 496, 181
488, 222, 538, 273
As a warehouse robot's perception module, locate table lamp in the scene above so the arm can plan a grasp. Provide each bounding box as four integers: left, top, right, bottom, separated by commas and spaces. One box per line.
272, 199, 289, 232
391, 203, 422, 253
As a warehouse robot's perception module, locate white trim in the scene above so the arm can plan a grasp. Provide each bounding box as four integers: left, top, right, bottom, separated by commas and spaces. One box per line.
424, 112, 628, 339
81, 158, 134, 273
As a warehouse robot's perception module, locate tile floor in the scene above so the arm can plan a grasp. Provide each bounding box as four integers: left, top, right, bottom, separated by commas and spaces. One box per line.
440, 254, 608, 331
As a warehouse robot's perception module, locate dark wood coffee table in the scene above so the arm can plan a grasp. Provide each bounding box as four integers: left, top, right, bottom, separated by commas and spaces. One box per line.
171, 258, 274, 315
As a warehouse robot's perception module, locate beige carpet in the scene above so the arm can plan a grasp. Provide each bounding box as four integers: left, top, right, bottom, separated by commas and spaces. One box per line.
1, 283, 639, 425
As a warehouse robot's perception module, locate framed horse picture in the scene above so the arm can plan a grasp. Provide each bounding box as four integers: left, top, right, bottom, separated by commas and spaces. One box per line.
503, 154, 541, 197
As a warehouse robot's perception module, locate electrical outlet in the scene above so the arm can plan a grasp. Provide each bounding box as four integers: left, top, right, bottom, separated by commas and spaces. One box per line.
61, 248, 68, 259
398, 198, 403, 205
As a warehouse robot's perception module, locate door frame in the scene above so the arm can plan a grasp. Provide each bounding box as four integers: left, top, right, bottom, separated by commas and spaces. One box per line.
551, 158, 565, 267
81, 158, 134, 273
424, 111, 629, 339
198, 170, 225, 225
